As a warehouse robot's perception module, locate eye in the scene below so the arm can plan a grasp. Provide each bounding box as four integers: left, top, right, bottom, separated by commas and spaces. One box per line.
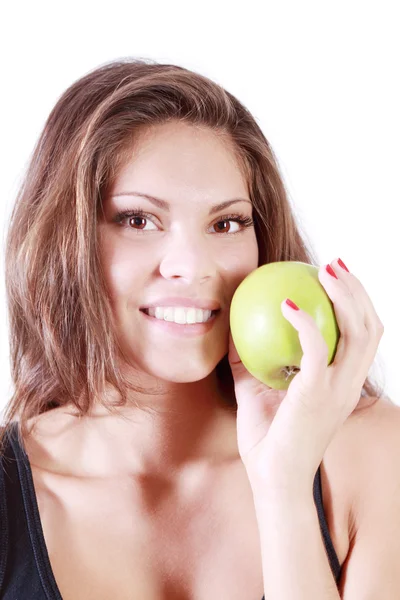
113, 209, 157, 232
212, 218, 242, 234
210, 213, 254, 235
113, 209, 254, 235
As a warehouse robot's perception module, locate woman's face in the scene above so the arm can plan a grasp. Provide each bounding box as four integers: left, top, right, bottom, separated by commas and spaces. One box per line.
98, 121, 259, 385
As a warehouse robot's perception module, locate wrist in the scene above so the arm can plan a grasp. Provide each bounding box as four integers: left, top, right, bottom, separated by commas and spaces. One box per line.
251, 484, 315, 524
247, 469, 315, 507
244, 452, 318, 500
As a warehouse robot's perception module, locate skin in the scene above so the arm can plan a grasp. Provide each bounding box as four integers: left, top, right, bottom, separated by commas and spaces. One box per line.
56, 120, 259, 482
17, 122, 266, 598
21, 120, 400, 599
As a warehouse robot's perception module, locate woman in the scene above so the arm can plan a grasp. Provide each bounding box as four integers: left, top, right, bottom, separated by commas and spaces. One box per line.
0, 57, 398, 600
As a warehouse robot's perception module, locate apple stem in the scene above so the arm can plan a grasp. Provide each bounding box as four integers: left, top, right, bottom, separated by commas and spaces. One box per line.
282, 366, 300, 380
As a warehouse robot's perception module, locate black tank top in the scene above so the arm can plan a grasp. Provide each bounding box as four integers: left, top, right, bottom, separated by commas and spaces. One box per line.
0, 421, 342, 599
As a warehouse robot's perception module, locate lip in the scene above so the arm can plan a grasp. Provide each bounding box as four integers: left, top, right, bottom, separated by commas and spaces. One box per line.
139, 307, 219, 337
139, 297, 221, 311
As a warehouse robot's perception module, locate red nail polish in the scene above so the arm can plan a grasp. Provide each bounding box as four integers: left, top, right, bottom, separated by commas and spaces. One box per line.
338, 258, 350, 272
326, 264, 338, 279
286, 298, 299, 310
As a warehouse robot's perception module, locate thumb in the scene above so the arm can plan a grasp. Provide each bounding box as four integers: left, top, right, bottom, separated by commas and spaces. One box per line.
228, 331, 245, 373
227, 331, 279, 397
228, 331, 260, 391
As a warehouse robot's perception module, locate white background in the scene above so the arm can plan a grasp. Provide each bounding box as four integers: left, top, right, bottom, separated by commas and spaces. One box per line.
0, 0, 398, 413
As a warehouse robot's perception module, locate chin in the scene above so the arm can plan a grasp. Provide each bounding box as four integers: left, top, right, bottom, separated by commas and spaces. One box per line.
151, 363, 217, 384
120, 338, 227, 384
134, 350, 224, 383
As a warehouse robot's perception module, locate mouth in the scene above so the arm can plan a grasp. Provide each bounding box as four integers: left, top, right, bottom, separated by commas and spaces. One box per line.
140, 308, 220, 320
138, 307, 220, 336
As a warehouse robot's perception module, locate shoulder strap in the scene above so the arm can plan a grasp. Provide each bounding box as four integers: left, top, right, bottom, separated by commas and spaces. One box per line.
0, 427, 11, 591
0, 422, 62, 600
313, 465, 342, 583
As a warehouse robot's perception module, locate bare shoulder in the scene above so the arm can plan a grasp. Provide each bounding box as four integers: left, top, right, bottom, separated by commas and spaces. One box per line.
346, 395, 400, 522
343, 395, 400, 497
324, 395, 400, 512
321, 395, 400, 595
21, 405, 81, 474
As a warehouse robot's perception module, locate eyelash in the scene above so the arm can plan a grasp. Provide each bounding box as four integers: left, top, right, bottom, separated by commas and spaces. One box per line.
113, 208, 254, 235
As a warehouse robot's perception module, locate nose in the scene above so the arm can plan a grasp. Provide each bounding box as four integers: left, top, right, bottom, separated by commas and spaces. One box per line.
158, 230, 218, 282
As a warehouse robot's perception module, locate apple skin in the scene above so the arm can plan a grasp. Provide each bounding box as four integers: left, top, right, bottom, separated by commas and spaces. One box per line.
229, 261, 340, 390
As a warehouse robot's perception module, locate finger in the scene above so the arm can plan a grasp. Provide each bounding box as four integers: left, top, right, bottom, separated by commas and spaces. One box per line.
330, 259, 385, 387
228, 331, 263, 394
317, 263, 367, 367
228, 330, 242, 366
329, 258, 385, 337
318, 261, 382, 387
281, 298, 330, 389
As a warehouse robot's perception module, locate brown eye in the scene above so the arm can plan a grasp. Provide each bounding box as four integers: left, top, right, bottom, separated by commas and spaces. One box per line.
114, 209, 253, 235
210, 214, 254, 235
114, 210, 158, 232
214, 220, 232, 233
129, 216, 147, 229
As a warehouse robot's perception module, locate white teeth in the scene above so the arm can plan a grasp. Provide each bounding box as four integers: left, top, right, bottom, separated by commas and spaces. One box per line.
146, 307, 214, 324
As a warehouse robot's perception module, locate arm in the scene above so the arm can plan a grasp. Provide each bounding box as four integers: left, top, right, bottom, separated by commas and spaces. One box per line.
337, 399, 400, 598
252, 397, 400, 600
253, 486, 340, 599
228, 260, 387, 597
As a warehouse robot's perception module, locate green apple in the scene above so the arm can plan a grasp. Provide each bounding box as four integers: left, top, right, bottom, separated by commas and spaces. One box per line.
229, 261, 340, 390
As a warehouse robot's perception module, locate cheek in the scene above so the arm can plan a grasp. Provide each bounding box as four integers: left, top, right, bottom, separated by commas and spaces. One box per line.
99, 242, 148, 305
219, 237, 259, 283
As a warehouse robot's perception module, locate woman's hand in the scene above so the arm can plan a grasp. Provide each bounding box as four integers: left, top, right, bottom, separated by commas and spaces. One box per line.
228, 257, 385, 492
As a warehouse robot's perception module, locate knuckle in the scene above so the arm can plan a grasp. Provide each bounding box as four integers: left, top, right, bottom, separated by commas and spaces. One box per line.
353, 326, 369, 345
343, 287, 354, 300
320, 338, 330, 356
377, 320, 385, 335
317, 339, 330, 362
369, 319, 384, 338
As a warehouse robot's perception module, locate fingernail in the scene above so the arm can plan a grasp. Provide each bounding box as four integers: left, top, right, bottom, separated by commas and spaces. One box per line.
285, 298, 299, 310
326, 264, 338, 279
337, 258, 350, 272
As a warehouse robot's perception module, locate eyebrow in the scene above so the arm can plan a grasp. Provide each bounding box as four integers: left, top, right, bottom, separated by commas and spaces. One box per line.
110, 192, 252, 215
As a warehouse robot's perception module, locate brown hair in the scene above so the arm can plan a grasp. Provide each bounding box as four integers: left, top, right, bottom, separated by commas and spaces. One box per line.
0, 57, 387, 454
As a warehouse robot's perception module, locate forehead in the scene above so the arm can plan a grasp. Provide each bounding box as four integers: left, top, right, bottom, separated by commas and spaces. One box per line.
108, 122, 249, 205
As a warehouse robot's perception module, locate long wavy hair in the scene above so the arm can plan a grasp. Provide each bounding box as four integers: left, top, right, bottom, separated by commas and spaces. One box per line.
0, 57, 387, 454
